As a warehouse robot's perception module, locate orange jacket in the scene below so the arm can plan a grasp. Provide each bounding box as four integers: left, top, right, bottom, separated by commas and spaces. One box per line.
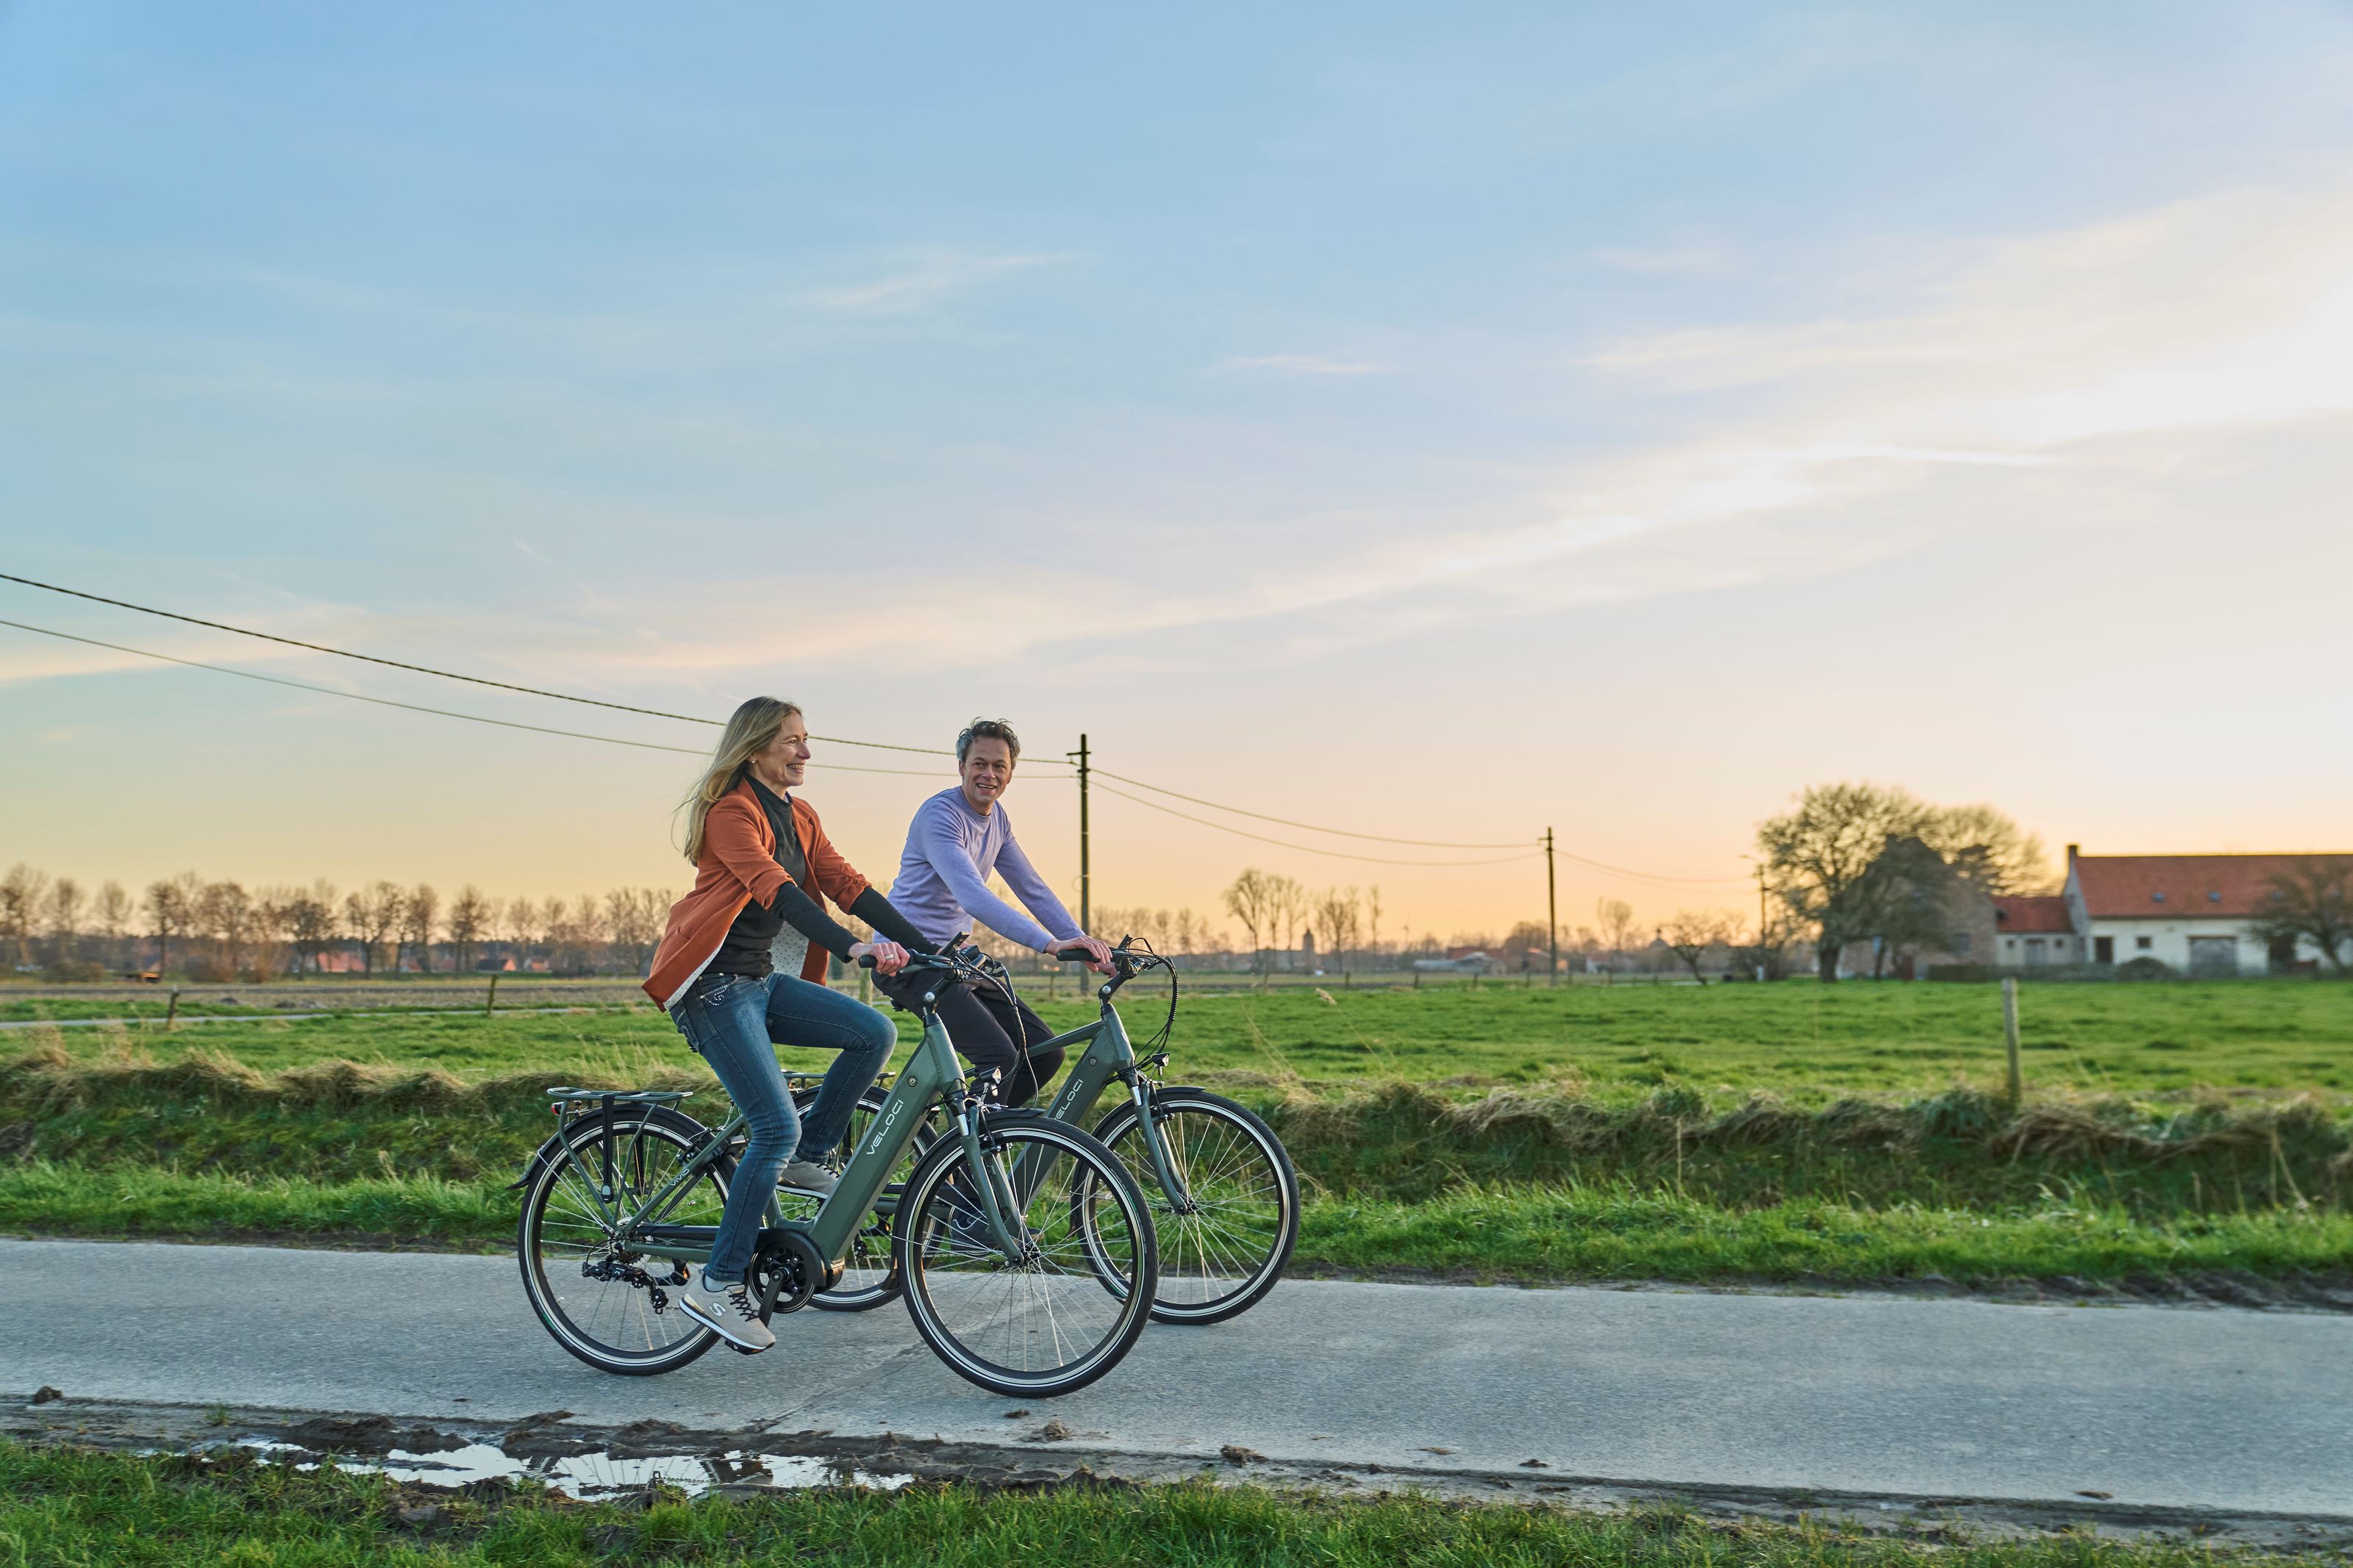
643, 780, 872, 1008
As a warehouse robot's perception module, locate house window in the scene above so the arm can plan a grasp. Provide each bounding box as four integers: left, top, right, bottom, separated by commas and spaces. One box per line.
2207, 892, 2221, 903
2095, 936, 2114, 964
1953, 933, 1972, 957
2136, 936, 2152, 951
2152, 892, 2166, 903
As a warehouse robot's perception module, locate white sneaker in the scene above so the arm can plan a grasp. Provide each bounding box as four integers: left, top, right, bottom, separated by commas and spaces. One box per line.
674, 1275, 776, 1352
776, 1160, 838, 1195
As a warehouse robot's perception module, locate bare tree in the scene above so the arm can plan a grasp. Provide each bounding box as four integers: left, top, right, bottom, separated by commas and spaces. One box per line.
1756, 783, 1937, 983
250, 886, 299, 980
0, 864, 50, 970
448, 884, 491, 973
498, 897, 541, 972
143, 871, 202, 975
96, 880, 132, 971
2252, 861, 2353, 973
44, 876, 87, 970
1593, 898, 1638, 970
287, 882, 340, 974
340, 881, 403, 975
196, 881, 254, 977
1660, 909, 1736, 984
1223, 870, 1280, 982
1311, 886, 1362, 976
602, 888, 665, 977
1268, 875, 1307, 959
1365, 886, 1382, 967
403, 884, 440, 974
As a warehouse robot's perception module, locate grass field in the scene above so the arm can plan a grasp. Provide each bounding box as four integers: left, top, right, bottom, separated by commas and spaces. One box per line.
4, 979, 2348, 1290
12, 977, 2353, 1098
2, 1442, 2332, 1567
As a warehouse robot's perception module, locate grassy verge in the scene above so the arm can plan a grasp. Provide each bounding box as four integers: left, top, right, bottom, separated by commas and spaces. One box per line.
13, 977, 2353, 1096
10, 1042, 2347, 1214
8, 1162, 2348, 1291
1, 1441, 2332, 1567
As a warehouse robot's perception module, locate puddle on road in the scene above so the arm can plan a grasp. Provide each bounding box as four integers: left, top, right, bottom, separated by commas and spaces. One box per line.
233, 1438, 913, 1498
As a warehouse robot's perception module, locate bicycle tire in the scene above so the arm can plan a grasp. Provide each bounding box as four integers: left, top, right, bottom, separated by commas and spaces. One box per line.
517, 1104, 730, 1376
1088, 1087, 1299, 1325
894, 1113, 1159, 1398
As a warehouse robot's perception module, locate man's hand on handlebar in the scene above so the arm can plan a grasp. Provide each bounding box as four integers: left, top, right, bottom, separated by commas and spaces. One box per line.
849, 939, 911, 976
1049, 935, 1116, 975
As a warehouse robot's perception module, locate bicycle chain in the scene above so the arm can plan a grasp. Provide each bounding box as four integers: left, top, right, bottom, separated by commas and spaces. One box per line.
580, 1254, 690, 1313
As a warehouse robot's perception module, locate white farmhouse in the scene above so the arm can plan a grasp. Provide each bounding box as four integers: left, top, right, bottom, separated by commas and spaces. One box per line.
2062, 845, 2351, 976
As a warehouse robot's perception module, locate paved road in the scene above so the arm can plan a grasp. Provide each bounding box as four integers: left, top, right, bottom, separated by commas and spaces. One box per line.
3, 1239, 2346, 1517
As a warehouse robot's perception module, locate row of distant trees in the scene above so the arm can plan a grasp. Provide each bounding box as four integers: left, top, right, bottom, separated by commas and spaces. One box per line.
0, 864, 674, 981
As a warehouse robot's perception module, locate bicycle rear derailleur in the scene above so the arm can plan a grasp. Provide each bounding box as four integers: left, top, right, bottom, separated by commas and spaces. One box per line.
581, 1252, 691, 1313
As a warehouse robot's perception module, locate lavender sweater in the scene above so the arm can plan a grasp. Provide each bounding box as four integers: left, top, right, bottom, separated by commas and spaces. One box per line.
890, 788, 1082, 952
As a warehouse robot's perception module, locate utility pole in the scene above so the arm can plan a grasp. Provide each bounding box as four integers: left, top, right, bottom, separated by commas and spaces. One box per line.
1544, 827, 1559, 987
1068, 733, 1090, 933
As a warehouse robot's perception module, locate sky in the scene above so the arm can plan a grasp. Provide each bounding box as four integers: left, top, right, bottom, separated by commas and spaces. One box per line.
4, 2, 2352, 945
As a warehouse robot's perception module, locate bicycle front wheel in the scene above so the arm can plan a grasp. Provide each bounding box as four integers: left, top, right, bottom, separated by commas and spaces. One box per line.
894, 1114, 1158, 1398
1091, 1087, 1298, 1325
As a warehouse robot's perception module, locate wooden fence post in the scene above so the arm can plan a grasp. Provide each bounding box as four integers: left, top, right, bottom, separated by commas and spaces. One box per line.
2002, 977, 2023, 1104
164, 986, 180, 1031
485, 973, 499, 1017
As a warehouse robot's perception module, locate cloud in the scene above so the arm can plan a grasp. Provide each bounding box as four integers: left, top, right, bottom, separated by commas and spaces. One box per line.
798, 251, 1070, 316
1210, 354, 1393, 378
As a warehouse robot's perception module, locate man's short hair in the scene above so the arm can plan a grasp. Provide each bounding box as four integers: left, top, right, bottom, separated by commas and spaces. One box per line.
957, 717, 1021, 764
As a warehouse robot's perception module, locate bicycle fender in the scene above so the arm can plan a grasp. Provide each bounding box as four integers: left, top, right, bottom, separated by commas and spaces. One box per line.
506, 1132, 569, 1192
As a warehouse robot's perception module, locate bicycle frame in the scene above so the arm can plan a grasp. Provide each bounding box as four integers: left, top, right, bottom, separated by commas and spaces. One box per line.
564, 989, 1033, 1270
1010, 970, 1190, 1211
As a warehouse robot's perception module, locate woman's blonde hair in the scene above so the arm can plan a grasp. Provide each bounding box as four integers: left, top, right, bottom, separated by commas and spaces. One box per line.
679, 696, 802, 864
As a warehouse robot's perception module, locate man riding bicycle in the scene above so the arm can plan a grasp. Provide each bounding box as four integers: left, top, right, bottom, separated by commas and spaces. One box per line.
884, 717, 1113, 1106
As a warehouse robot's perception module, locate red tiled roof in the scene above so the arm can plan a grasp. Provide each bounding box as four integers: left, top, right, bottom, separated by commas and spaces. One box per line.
1993, 895, 2074, 934
2070, 853, 2353, 920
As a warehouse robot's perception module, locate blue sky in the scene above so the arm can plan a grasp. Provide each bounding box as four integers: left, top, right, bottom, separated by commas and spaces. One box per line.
4, 3, 2351, 935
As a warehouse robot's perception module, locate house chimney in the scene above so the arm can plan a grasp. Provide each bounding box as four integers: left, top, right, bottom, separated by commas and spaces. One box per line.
2066, 843, 2079, 865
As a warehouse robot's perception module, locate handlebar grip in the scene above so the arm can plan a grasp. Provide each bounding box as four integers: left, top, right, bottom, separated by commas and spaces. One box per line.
856, 953, 878, 968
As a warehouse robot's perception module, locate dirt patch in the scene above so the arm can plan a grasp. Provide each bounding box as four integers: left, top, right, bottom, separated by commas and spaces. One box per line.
6, 1395, 2348, 1550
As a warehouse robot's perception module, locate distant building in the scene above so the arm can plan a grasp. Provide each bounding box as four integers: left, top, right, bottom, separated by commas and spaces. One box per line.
1993, 895, 2082, 967
2064, 846, 2352, 976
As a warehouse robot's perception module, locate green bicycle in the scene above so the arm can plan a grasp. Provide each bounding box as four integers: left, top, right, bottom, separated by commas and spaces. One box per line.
513, 944, 1160, 1398
785, 937, 1299, 1326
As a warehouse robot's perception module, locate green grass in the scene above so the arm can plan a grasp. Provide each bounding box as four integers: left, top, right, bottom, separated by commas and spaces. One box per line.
7, 1161, 2346, 1290
13, 978, 2352, 1098
2, 1441, 2335, 1567
5, 979, 2349, 1289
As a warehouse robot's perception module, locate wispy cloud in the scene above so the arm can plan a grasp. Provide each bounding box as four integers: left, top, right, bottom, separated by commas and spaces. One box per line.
799, 251, 1070, 316
1210, 354, 1393, 378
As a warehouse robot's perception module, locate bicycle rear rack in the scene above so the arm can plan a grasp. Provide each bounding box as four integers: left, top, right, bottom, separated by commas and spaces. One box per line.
544, 1089, 699, 1205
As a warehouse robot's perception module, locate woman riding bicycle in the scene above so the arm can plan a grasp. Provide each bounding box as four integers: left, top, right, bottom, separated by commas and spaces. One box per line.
882, 717, 1113, 1108
642, 696, 935, 1353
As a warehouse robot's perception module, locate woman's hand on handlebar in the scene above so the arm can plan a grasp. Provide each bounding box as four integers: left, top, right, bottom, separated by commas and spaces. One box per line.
850, 939, 911, 976
1050, 935, 1115, 975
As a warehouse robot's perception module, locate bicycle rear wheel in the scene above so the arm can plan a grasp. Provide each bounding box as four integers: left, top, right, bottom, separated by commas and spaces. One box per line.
517, 1106, 729, 1375
894, 1114, 1157, 1398
782, 1085, 933, 1312
1091, 1087, 1298, 1325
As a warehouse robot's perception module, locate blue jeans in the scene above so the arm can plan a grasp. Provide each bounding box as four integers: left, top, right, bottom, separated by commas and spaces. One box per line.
669, 968, 896, 1286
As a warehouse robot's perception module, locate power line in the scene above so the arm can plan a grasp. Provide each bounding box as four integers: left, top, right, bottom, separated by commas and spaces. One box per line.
5, 573, 1745, 886
0, 571, 963, 756
1092, 780, 1544, 868
1090, 767, 1532, 850
0, 619, 956, 777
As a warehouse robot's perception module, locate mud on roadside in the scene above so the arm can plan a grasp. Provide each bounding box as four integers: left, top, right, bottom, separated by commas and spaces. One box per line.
7, 1392, 2349, 1553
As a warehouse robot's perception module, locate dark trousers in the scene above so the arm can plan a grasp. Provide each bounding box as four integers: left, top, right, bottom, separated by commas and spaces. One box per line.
931, 980, 1063, 1106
